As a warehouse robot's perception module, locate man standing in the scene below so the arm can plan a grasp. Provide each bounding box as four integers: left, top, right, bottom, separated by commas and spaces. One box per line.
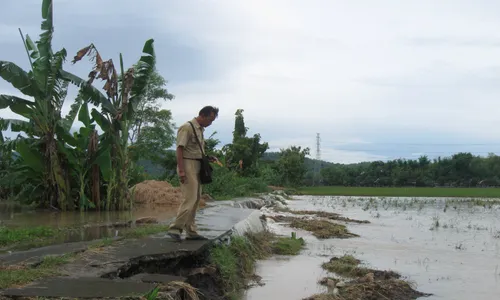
167, 106, 219, 242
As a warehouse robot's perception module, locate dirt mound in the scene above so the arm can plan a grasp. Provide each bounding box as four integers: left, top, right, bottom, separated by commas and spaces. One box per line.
132, 180, 209, 208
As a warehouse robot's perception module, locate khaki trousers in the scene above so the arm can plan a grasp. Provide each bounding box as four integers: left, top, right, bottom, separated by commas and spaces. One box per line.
169, 158, 202, 236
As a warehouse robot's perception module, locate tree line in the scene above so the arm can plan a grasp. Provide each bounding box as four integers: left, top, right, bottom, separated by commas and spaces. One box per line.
319, 153, 500, 188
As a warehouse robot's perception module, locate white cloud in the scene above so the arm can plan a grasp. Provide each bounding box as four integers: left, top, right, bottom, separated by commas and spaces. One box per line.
149, 0, 500, 162
266, 136, 385, 163
4, 0, 500, 162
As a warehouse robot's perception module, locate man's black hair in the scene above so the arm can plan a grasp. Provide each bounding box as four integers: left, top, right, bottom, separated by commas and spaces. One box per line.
199, 106, 219, 118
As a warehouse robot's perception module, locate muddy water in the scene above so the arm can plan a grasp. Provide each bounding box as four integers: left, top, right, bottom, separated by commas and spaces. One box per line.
0, 202, 177, 243
244, 196, 500, 300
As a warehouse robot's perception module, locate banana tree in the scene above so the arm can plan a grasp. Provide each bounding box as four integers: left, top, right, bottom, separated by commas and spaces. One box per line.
0, 0, 76, 210
62, 39, 157, 210
58, 102, 112, 211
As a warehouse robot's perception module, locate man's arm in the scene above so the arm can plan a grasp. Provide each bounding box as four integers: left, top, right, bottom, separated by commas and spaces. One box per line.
176, 146, 185, 173
176, 125, 189, 183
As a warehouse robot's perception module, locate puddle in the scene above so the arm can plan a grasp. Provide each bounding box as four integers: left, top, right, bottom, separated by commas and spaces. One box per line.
244, 196, 500, 300
0, 203, 178, 244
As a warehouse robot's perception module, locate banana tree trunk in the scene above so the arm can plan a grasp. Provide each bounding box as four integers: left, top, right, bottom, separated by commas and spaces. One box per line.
88, 130, 100, 211
47, 133, 71, 211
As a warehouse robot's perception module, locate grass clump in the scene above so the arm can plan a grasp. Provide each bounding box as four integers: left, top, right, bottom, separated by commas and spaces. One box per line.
305, 255, 428, 300
322, 255, 369, 277
322, 255, 400, 279
88, 237, 115, 249
209, 234, 264, 297
0, 253, 76, 289
273, 233, 305, 255
0, 226, 61, 249
287, 218, 359, 239
276, 208, 370, 224
210, 230, 306, 298
305, 279, 428, 300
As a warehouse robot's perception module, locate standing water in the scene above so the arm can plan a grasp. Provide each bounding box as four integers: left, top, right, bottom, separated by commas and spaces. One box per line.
244, 195, 500, 300
0, 202, 178, 245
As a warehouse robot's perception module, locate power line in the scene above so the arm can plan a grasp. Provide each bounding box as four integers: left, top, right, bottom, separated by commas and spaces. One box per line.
314, 133, 321, 186
316, 133, 321, 161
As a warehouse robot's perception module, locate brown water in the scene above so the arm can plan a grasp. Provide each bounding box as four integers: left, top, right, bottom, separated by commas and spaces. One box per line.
244, 196, 500, 300
0, 202, 178, 245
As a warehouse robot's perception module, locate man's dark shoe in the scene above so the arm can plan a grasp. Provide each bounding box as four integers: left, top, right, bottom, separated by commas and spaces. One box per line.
167, 232, 182, 242
186, 234, 208, 241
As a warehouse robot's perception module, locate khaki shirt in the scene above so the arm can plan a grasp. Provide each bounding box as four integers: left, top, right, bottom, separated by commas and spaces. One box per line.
176, 118, 205, 159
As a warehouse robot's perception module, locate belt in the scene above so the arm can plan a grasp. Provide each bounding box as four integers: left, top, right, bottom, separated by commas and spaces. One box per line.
183, 157, 202, 161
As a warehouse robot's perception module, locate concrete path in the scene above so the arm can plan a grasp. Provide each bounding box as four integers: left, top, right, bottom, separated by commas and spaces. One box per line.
0, 206, 262, 299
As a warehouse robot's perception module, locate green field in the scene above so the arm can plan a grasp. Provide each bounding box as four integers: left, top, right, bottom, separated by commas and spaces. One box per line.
299, 186, 500, 198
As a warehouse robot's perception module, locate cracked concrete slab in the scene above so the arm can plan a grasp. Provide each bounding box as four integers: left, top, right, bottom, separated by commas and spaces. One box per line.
1, 277, 156, 298
0, 241, 90, 266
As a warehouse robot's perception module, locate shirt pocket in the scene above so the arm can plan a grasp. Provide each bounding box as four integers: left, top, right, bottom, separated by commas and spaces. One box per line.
190, 133, 200, 147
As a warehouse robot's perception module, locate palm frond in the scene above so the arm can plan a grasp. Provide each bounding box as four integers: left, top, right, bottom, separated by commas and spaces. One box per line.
48, 49, 68, 109
128, 39, 156, 119
62, 93, 83, 131
0, 61, 38, 97
0, 94, 35, 109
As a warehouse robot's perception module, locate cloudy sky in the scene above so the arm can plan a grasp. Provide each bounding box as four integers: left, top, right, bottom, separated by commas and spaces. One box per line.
2, 0, 500, 163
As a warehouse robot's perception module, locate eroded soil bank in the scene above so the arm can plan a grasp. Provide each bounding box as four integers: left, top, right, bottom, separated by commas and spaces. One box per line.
243, 195, 500, 300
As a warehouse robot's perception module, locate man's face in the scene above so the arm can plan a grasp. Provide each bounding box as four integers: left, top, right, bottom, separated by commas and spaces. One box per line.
200, 112, 216, 127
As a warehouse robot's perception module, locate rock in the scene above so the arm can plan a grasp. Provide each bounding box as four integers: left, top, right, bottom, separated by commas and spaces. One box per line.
336, 281, 346, 288
332, 288, 339, 296
274, 202, 287, 209
273, 194, 288, 204
326, 278, 337, 288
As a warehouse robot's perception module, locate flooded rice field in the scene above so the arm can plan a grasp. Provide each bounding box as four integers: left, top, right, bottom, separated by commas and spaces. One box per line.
244, 195, 500, 300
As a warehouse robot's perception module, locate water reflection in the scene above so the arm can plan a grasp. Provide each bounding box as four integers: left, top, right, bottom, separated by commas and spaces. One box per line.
0, 203, 177, 227
0, 202, 178, 245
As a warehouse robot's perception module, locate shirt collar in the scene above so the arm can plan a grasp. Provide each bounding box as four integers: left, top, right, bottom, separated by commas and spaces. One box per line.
191, 117, 203, 131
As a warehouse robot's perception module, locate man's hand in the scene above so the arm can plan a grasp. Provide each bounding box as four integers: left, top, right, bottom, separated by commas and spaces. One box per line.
178, 169, 187, 184
209, 156, 223, 167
